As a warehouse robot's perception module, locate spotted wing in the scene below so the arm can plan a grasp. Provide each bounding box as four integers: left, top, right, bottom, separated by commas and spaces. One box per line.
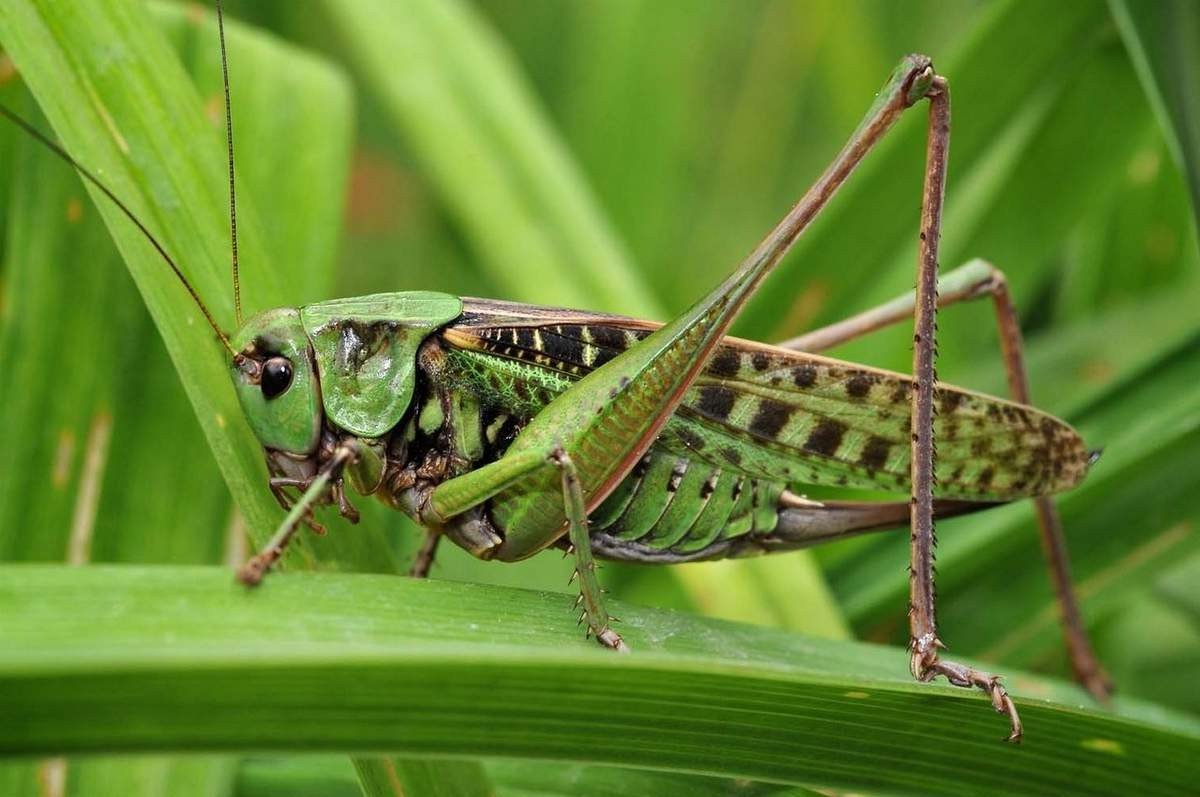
442, 298, 1092, 501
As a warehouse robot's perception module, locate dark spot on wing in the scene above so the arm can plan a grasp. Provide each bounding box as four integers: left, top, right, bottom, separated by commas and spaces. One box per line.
721, 446, 743, 466
751, 352, 771, 372
511, 380, 531, 403
846, 372, 873, 399
749, 398, 791, 439
696, 385, 737, 421
860, 436, 891, 472
804, 418, 847, 457
793, 364, 817, 388
708, 349, 741, 378
939, 390, 964, 414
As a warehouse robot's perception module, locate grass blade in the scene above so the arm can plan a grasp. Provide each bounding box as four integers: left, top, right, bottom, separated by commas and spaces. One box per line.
238, 756, 824, 797
321, 0, 658, 317
352, 758, 492, 797
0, 0, 280, 540
3, 565, 1198, 796
1110, 0, 1200, 225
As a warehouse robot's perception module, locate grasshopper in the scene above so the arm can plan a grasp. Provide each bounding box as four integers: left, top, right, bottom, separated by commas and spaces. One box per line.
1, 1, 1113, 743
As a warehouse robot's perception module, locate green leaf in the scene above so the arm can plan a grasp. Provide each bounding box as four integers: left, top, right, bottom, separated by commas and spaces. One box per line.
4, 565, 1199, 796
352, 758, 491, 797
238, 756, 825, 797
735, 0, 1114, 340
320, 0, 658, 318
1110, 0, 1200, 227
0, 0, 280, 544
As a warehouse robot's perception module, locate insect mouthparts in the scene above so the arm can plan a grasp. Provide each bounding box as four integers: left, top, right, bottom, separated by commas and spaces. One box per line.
234, 353, 262, 383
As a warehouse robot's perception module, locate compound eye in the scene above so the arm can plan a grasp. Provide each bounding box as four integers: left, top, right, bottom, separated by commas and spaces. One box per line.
261, 357, 294, 399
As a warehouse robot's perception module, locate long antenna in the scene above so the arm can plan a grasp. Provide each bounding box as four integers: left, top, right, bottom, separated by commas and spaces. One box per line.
215, 0, 242, 327
0, 104, 236, 355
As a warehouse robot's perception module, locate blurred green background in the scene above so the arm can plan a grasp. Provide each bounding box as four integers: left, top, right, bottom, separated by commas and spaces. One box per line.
1, 0, 1198, 794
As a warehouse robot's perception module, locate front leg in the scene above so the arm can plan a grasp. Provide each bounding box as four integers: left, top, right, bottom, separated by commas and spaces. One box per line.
238, 441, 360, 586
268, 478, 326, 535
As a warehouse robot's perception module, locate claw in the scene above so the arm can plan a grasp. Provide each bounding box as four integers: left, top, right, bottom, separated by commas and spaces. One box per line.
302, 512, 326, 536
596, 627, 629, 653
918, 652, 1023, 743
235, 555, 268, 587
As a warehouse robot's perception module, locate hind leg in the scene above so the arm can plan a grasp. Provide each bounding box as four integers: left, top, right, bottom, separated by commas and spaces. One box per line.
775, 258, 1110, 701
902, 74, 1026, 742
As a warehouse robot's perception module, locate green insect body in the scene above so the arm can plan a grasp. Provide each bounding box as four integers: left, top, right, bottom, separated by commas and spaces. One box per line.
230, 290, 1090, 567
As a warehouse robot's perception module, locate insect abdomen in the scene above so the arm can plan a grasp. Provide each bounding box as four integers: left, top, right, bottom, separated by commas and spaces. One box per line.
587, 450, 785, 554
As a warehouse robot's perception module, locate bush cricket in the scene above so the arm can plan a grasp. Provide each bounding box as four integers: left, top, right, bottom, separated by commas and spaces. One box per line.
0, 1, 1114, 743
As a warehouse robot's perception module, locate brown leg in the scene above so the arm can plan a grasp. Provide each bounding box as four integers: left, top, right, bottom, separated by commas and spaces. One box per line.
268, 477, 327, 535
774, 259, 1111, 702
330, 480, 360, 524
905, 76, 1024, 742
238, 442, 357, 586
409, 530, 442, 579
775, 258, 997, 354
985, 270, 1112, 700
